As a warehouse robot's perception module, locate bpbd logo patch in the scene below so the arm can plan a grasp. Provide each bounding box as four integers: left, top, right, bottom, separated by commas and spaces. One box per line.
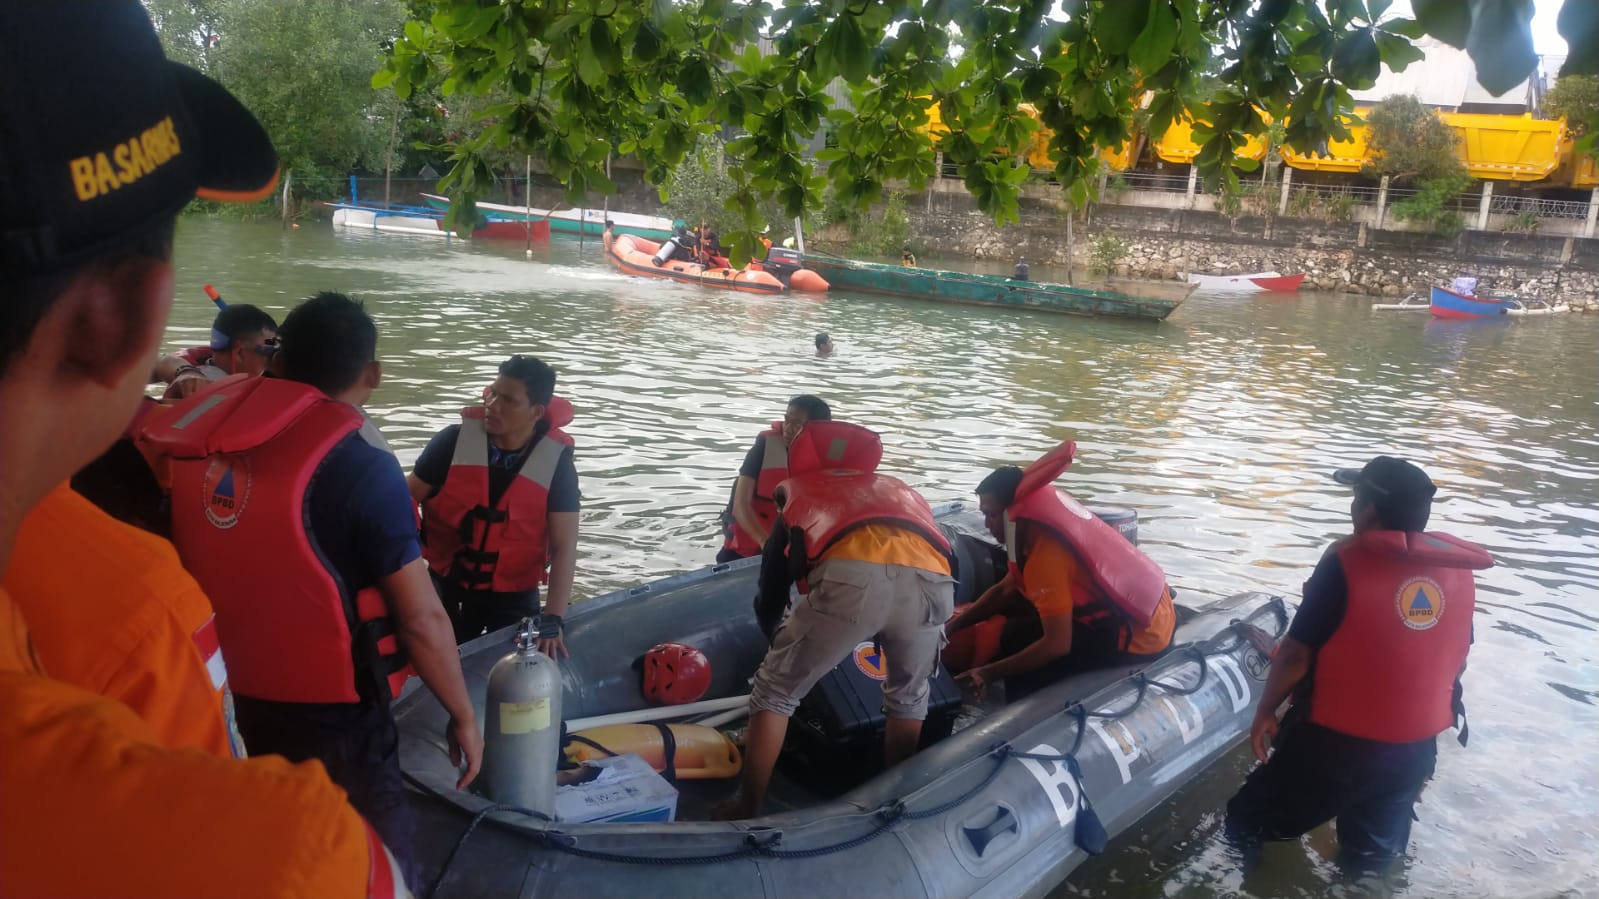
201, 455, 251, 529
1395, 577, 1445, 630
852, 641, 887, 681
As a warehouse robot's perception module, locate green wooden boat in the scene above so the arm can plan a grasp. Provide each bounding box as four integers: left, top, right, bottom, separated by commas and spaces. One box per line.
796, 252, 1191, 321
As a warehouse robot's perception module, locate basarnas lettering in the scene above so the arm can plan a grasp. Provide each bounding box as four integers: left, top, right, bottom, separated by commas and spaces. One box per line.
68, 116, 183, 201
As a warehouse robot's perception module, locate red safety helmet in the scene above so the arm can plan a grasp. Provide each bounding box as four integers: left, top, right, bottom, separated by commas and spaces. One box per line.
641, 642, 712, 705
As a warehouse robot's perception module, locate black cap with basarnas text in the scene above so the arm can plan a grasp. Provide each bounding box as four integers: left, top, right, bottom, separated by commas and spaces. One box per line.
0, 0, 279, 273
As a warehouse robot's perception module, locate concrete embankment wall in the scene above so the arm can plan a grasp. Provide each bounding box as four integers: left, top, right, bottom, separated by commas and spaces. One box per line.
880, 189, 1599, 311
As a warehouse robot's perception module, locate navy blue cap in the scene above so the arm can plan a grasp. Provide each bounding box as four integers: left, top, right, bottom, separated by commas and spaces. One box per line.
0, 1, 278, 272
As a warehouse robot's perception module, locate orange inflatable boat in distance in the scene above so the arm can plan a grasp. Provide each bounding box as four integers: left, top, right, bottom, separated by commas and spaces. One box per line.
605, 232, 785, 294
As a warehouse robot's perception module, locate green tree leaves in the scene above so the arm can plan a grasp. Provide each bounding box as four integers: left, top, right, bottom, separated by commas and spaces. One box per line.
369, 0, 1562, 246
1546, 74, 1599, 158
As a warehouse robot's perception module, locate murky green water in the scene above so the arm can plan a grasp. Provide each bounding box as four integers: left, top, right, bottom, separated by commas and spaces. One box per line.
168, 219, 1598, 898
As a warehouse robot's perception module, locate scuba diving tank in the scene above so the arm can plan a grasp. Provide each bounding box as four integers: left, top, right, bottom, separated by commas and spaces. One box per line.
651, 237, 682, 267
479, 617, 563, 818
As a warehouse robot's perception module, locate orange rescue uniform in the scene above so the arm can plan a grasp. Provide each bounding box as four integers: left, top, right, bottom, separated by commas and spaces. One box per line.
3, 483, 239, 757
823, 522, 952, 576
1020, 530, 1174, 655
0, 587, 403, 898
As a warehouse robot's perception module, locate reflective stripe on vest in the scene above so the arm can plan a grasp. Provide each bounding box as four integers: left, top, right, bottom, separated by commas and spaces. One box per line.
150, 377, 412, 704
779, 471, 952, 568
1310, 530, 1491, 743
1005, 486, 1167, 628
420, 413, 572, 592
722, 425, 787, 557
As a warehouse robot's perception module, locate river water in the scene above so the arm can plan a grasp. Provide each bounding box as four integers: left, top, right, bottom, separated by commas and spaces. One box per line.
168, 219, 1597, 898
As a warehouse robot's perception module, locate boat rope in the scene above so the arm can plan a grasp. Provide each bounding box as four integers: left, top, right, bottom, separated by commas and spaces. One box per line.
425, 802, 552, 898
422, 600, 1285, 893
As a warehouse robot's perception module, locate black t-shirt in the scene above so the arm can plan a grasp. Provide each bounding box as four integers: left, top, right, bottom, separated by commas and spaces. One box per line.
738, 435, 767, 480
1289, 548, 1348, 648
412, 424, 580, 512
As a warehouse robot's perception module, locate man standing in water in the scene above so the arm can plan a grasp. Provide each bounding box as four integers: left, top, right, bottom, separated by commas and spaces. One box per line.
718, 421, 955, 819
1225, 456, 1492, 864
411, 355, 579, 652
0, 2, 413, 893
717, 394, 832, 564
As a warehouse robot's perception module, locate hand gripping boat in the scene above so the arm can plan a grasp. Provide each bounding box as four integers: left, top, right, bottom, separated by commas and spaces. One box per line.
399, 506, 1288, 898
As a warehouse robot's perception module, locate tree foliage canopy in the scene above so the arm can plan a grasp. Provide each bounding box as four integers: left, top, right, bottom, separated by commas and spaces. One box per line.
1546, 74, 1599, 157
151, 0, 416, 201
375, 0, 1591, 264
1362, 94, 1465, 184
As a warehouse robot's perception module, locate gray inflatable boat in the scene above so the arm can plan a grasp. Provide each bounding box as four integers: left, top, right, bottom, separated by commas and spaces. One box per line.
399, 504, 1288, 898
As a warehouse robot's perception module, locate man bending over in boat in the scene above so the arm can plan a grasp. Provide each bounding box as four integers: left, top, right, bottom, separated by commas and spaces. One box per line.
1224, 457, 1490, 866
717, 394, 831, 564
950, 444, 1175, 700
716, 421, 955, 819
153, 302, 278, 399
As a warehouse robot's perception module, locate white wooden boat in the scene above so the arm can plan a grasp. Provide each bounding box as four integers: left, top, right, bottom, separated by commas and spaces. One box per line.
1183, 271, 1305, 292
1504, 296, 1571, 316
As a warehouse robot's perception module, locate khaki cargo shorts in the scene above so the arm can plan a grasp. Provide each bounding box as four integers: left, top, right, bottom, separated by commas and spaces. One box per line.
749, 557, 956, 720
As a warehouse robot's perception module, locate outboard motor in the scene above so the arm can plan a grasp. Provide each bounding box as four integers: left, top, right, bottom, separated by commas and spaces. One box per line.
479, 617, 563, 817
651, 238, 683, 267
1087, 504, 1139, 546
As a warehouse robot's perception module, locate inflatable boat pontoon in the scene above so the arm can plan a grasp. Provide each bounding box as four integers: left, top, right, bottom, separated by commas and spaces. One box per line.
399, 505, 1287, 898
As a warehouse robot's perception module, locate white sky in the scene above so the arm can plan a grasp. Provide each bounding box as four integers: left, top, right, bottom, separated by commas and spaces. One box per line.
1387, 0, 1568, 55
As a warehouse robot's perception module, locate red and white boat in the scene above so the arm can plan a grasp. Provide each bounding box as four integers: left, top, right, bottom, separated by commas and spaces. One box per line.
1184, 271, 1305, 292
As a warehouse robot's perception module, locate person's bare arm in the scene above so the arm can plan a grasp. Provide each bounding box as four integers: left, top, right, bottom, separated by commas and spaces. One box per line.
729, 476, 766, 547
1249, 636, 1313, 763
151, 353, 187, 383
962, 613, 1072, 689
946, 571, 1017, 634
538, 511, 579, 659
379, 557, 481, 789
405, 473, 433, 505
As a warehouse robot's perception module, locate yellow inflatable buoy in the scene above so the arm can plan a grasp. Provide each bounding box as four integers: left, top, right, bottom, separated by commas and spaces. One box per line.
563, 723, 742, 780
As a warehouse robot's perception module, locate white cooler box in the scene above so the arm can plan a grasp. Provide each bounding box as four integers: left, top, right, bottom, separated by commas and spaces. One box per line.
554, 753, 679, 824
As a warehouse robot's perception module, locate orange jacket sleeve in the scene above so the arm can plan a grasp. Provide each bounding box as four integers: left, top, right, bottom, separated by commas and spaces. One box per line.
0, 589, 399, 898
4, 484, 239, 757
1019, 530, 1081, 619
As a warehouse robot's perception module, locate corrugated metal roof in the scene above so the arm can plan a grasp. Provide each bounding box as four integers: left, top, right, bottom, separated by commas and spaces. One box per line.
1350, 38, 1532, 109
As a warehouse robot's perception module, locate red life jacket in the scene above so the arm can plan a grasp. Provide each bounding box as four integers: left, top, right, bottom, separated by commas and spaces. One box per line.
1310, 529, 1492, 743
179, 345, 214, 366
776, 421, 950, 571
420, 399, 575, 592
721, 423, 787, 558
1005, 440, 1168, 627
141, 375, 413, 704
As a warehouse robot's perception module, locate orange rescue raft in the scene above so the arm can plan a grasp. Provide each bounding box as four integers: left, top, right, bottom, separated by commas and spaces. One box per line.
605, 233, 785, 295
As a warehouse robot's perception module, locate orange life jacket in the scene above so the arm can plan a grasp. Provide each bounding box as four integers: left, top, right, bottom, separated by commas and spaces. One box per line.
4, 484, 241, 758
721, 422, 787, 558
1005, 440, 1168, 627
143, 376, 412, 704
420, 400, 574, 593
1309, 530, 1492, 743
0, 586, 408, 898
776, 421, 951, 572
